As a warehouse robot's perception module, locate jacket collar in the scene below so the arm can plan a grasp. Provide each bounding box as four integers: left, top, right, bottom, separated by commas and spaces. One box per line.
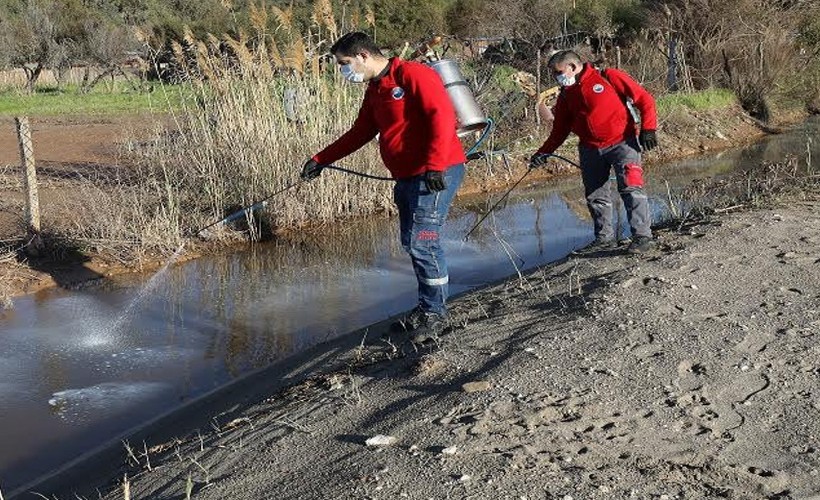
576, 62, 594, 83
370, 57, 399, 87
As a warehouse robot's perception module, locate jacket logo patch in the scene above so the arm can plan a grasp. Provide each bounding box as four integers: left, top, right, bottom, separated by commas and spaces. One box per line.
391, 87, 405, 100
593, 84, 605, 94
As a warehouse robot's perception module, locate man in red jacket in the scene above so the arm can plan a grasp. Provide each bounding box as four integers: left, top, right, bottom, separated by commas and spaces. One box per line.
301, 32, 466, 343
530, 50, 658, 254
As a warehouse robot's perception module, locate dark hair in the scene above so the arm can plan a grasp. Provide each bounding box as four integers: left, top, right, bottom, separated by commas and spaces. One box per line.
330, 32, 383, 57
548, 50, 583, 69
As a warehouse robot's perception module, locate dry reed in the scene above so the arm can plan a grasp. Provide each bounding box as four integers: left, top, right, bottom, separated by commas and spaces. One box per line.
40, 4, 395, 259
138, 12, 392, 239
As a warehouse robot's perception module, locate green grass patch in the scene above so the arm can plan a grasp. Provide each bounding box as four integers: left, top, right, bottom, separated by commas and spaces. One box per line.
656, 88, 737, 115
0, 83, 185, 117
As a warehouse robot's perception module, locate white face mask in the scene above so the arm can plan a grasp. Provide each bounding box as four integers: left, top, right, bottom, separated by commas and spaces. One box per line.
340, 62, 365, 83
555, 72, 576, 87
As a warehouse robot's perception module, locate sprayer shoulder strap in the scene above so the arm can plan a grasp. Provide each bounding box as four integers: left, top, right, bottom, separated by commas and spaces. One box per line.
394, 61, 408, 89
598, 68, 641, 123
598, 68, 624, 99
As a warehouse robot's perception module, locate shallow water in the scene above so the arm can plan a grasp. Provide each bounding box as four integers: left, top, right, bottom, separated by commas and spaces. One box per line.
1, 118, 817, 492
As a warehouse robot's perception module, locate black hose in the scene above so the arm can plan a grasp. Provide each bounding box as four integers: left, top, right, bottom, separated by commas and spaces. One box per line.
323, 165, 394, 181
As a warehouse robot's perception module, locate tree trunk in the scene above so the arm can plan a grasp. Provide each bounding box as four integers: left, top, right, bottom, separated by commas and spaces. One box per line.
23, 64, 44, 93
81, 66, 115, 94
667, 34, 679, 91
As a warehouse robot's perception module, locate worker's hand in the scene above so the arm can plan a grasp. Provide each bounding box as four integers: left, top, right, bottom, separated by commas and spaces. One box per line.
529, 152, 550, 169
639, 130, 658, 151
300, 158, 325, 181
424, 170, 446, 192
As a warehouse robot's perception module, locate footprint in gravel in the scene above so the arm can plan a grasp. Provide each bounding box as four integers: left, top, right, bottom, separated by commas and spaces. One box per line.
745, 467, 792, 495
715, 372, 770, 404
735, 331, 775, 354
675, 359, 706, 392
683, 373, 770, 436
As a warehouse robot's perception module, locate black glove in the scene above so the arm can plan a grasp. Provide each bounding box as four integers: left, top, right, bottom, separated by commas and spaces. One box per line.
300, 158, 325, 180
639, 130, 658, 151
529, 152, 550, 169
424, 170, 446, 192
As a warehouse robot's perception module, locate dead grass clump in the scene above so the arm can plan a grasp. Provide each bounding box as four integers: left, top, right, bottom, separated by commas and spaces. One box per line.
663, 155, 819, 227
0, 249, 22, 309
413, 354, 448, 378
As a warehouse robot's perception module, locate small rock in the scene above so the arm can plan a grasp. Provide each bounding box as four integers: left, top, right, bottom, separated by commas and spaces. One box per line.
441, 446, 458, 455
459, 474, 471, 483
524, 347, 536, 353
690, 284, 698, 290
365, 435, 398, 447
621, 277, 638, 288
462, 381, 492, 393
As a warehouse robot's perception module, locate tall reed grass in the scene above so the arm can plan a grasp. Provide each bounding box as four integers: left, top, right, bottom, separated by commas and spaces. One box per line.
54, 8, 392, 258
132, 25, 392, 246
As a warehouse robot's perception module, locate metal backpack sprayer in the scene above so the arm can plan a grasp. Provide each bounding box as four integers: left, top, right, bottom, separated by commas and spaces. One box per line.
410, 36, 493, 152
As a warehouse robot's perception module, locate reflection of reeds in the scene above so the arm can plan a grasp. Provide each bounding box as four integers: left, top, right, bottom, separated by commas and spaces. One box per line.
159, 214, 402, 374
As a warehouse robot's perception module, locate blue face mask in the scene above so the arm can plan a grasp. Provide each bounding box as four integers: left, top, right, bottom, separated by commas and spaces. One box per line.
340, 62, 365, 83
555, 72, 576, 87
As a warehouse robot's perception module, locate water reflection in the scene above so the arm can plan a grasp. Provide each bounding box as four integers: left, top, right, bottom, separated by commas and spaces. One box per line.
1, 117, 818, 493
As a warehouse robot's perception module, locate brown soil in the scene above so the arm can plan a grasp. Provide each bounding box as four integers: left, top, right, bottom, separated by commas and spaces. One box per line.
0, 104, 809, 302
0, 114, 175, 297
26, 194, 820, 499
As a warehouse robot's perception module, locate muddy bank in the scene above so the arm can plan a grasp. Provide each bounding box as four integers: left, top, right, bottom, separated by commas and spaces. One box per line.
17, 190, 820, 499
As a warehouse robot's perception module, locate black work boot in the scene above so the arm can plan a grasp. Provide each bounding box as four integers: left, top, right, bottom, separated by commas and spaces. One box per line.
573, 237, 617, 255
410, 312, 448, 344
390, 306, 425, 333
627, 236, 654, 254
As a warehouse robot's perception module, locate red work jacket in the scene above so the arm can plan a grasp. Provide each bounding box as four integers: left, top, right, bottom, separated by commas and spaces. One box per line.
314, 57, 466, 179
537, 63, 657, 154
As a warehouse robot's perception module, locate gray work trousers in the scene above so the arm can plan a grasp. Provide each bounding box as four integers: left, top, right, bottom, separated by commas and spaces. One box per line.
578, 136, 652, 241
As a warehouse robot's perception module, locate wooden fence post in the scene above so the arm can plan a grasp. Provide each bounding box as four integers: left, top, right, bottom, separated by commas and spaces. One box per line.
15, 116, 43, 253
535, 47, 542, 127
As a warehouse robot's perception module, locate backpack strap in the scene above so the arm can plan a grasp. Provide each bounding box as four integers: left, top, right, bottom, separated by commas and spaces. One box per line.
394, 59, 406, 88
599, 68, 641, 125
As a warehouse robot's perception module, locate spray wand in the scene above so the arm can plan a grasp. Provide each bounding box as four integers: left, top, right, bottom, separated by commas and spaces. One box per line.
462, 152, 580, 241
193, 164, 401, 238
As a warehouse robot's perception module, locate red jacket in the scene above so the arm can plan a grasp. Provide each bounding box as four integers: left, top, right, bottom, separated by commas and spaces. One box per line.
314, 57, 466, 179
537, 63, 657, 154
